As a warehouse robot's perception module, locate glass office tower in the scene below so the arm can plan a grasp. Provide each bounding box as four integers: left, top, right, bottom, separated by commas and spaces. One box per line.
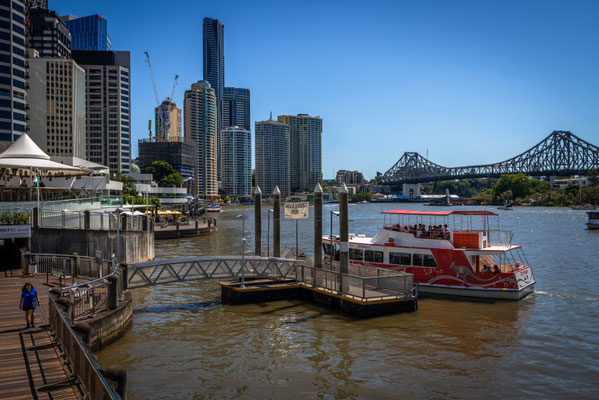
63, 14, 112, 51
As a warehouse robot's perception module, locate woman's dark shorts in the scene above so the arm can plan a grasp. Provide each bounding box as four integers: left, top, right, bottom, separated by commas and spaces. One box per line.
22, 306, 34, 311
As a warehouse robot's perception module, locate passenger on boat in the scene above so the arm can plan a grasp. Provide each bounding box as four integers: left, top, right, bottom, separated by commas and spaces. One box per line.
512, 262, 521, 272
483, 265, 492, 273
492, 265, 500, 274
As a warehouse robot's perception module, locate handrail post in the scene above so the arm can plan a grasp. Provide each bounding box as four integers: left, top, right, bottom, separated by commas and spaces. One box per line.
71, 252, 79, 284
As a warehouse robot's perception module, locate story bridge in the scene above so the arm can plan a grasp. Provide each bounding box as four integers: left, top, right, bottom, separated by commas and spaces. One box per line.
377, 131, 599, 185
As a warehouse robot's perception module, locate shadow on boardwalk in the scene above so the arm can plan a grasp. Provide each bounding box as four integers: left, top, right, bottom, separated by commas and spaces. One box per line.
0, 270, 83, 399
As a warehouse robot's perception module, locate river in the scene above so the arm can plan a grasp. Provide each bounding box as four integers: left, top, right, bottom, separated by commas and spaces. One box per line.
97, 203, 599, 399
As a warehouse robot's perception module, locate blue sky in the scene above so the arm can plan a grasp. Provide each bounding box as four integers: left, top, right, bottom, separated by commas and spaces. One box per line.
53, 0, 599, 179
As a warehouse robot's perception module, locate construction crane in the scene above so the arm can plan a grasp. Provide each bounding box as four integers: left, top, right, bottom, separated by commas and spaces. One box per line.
144, 51, 179, 141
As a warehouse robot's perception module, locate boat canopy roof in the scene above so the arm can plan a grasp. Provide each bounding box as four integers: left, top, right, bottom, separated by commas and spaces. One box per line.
381, 209, 498, 216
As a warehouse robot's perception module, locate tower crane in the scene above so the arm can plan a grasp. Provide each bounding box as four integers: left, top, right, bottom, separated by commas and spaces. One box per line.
144, 51, 179, 141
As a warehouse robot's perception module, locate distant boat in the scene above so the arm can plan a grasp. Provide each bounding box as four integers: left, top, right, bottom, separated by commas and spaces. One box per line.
587, 211, 599, 230
571, 204, 596, 210
497, 203, 513, 210
206, 204, 222, 213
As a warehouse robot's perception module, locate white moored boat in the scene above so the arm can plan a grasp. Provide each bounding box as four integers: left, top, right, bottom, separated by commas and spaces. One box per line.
323, 209, 535, 300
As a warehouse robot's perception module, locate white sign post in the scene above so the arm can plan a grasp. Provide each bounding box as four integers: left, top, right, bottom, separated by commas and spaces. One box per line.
284, 202, 309, 259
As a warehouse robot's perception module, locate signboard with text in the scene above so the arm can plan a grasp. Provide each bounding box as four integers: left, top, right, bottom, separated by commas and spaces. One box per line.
284, 202, 309, 219
0, 225, 31, 239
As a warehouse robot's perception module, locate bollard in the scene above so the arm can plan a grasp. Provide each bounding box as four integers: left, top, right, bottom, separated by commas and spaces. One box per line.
254, 186, 262, 256
32, 207, 40, 228
195, 219, 199, 230
176, 221, 180, 232
314, 183, 323, 268
21, 250, 30, 276
339, 183, 349, 292
273, 186, 281, 257
107, 274, 119, 310
103, 365, 127, 399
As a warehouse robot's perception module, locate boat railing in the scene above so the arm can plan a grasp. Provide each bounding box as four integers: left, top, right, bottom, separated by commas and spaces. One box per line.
456, 229, 513, 246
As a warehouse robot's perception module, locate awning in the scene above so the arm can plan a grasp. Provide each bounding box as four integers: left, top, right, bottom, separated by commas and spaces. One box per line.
0, 134, 90, 178
381, 209, 498, 216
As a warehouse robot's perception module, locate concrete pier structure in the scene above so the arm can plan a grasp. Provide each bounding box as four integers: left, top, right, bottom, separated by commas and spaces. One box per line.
314, 183, 323, 268
273, 186, 281, 257
254, 186, 262, 255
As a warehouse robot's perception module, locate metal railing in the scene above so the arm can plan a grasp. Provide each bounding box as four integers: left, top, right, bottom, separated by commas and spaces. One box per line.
298, 263, 415, 301
38, 209, 148, 232
48, 294, 122, 400
0, 196, 123, 213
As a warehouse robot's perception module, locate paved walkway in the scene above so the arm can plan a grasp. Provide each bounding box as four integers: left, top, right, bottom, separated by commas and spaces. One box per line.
0, 271, 82, 399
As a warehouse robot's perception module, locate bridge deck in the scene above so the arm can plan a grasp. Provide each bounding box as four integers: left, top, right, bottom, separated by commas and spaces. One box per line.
0, 272, 82, 400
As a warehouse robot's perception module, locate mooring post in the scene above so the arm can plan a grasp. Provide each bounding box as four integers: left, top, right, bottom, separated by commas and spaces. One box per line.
314, 183, 323, 268
339, 183, 349, 293
254, 186, 262, 256
273, 186, 281, 257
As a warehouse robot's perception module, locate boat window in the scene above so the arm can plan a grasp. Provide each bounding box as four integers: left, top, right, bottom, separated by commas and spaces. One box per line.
413, 254, 424, 266
423, 254, 437, 268
349, 248, 364, 261
364, 250, 384, 263
389, 252, 411, 265
323, 243, 333, 256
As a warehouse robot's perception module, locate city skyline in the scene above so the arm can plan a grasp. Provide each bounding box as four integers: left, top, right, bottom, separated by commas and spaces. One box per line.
50, 0, 599, 178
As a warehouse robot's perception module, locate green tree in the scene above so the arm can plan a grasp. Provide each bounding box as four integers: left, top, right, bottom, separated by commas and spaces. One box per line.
112, 173, 136, 196
143, 161, 184, 188
350, 193, 372, 202
493, 174, 535, 200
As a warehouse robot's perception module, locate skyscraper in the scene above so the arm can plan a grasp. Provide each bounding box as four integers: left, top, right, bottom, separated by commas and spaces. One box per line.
72, 50, 131, 172
184, 80, 218, 198
255, 116, 291, 195
221, 126, 251, 197
203, 17, 224, 178
0, 0, 28, 148
277, 114, 323, 193
28, 7, 71, 59
154, 99, 182, 142
223, 87, 250, 131
27, 56, 86, 158
63, 14, 112, 51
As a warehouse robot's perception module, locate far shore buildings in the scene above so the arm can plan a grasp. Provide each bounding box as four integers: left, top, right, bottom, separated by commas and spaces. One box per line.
185, 80, 218, 198
137, 139, 195, 193
336, 170, 365, 186
277, 114, 322, 193
255, 116, 290, 195
221, 126, 251, 197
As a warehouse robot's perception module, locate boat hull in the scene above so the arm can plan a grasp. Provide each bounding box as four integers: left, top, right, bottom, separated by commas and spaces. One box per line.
419, 282, 535, 300
586, 223, 599, 230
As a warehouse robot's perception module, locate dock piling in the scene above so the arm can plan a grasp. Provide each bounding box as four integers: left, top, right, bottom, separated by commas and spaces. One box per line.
254, 186, 262, 256
314, 183, 323, 268
273, 186, 281, 257
339, 183, 349, 292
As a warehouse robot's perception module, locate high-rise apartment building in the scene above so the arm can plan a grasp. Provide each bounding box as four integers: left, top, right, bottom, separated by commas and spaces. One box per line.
63, 14, 112, 51
277, 114, 323, 193
28, 7, 71, 59
203, 17, 224, 178
184, 80, 217, 198
255, 116, 291, 195
27, 56, 86, 158
72, 50, 131, 173
0, 0, 28, 148
223, 87, 250, 131
336, 170, 365, 186
221, 126, 251, 197
154, 99, 182, 142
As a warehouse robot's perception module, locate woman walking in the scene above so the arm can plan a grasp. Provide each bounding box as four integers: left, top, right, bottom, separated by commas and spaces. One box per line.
19, 282, 40, 329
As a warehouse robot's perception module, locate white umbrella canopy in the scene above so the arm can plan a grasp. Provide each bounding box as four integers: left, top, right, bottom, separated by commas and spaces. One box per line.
0, 134, 90, 178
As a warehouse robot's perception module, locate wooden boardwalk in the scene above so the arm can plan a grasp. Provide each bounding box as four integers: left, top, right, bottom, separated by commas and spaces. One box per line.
0, 271, 83, 400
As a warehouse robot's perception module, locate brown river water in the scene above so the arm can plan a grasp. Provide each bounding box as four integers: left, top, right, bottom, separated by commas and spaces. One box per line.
97, 203, 599, 399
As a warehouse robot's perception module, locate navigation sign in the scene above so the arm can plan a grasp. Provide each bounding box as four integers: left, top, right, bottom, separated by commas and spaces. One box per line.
284, 202, 309, 219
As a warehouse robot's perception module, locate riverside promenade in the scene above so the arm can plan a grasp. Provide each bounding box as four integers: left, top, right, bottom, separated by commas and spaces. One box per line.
0, 272, 82, 399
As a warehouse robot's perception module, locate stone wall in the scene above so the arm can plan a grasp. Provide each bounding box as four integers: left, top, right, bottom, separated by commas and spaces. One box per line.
31, 227, 154, 263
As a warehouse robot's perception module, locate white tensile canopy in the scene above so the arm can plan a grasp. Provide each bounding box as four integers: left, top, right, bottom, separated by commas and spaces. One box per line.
0, 134, 90, 178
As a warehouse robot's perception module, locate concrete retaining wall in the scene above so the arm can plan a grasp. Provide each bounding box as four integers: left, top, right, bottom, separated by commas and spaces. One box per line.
74, 291, 133, 351
31, 228, 154, 263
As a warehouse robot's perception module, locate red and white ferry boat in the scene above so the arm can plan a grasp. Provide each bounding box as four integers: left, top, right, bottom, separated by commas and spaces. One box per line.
323, 209, 535, 300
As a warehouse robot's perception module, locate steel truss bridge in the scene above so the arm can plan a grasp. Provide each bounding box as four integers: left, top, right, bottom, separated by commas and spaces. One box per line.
128, 256, 302, 288
378, 131, 599, 185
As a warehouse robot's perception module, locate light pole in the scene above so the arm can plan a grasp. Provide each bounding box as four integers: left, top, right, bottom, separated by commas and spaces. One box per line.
267, 209, 273, 257
236, 214, 248, 288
